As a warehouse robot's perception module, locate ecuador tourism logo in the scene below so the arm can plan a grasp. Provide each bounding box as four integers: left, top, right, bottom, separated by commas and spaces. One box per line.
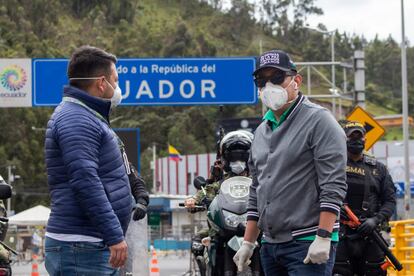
0, 65, 27, 92
0, 59, 32, 107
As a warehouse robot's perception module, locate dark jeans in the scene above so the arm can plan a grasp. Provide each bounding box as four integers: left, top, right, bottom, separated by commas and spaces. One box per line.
45, 236, 118, 276
260, 240, 337, 276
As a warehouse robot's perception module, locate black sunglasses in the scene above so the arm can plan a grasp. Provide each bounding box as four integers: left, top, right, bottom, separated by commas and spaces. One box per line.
254, 71, 296, 88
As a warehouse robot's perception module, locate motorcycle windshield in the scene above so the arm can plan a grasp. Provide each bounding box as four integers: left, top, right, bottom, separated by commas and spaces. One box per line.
218, 176, 252, 215
207, 176, 252, 232
220, 176, 251, 198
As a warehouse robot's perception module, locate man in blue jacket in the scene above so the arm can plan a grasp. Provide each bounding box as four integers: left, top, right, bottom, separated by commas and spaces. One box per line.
44, 46, 132, 275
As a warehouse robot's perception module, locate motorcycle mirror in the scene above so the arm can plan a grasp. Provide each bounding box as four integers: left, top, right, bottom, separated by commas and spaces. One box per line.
0, 183, 12, 199
193, 176, 207, 190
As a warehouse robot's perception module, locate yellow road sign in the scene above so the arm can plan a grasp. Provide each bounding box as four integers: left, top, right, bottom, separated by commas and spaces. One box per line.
346, 106, 385, 150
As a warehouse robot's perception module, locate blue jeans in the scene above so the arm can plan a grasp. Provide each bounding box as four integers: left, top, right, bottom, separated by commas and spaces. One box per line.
45, 237, 119, 276
260, 240, 337, 276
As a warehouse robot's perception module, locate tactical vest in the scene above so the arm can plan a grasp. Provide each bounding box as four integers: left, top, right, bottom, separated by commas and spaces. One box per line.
0, 201, 7, 242
345, 154, 377, 218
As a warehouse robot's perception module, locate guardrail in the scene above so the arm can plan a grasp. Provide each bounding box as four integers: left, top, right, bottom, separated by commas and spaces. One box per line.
389, 219, 414, 275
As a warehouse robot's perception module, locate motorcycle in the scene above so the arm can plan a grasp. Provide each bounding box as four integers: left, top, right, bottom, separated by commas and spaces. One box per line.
179, 177, 207, 276
0, 175, 18, 276
190, 175, 262, 276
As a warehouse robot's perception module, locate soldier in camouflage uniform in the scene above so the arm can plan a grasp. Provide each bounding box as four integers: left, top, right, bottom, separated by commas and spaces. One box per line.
185, 130, 254, 240
0, 177, 10, 265
187, 165, 223, 211
0, 201, 9, 264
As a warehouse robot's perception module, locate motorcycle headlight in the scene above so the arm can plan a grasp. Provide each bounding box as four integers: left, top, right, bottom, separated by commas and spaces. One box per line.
222, 210, 247, 228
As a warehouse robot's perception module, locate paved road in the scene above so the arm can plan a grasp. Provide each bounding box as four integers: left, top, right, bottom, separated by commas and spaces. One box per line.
12, 261, 47, 275
11, 252, 190, 276
158, 253, 190, 276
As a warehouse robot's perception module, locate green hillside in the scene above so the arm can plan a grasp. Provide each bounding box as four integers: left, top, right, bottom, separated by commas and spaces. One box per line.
0, 0, 413, 211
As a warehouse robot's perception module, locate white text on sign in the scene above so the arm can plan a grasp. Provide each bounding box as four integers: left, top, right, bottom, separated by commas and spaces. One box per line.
122, 80, 216, 99
117, 64, 217, 75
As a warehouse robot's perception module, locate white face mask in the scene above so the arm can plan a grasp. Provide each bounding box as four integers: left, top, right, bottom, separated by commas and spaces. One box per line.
104, 79, 122, 108
229, 161, 246, 174
69, 77, 122, 109
260, 78, 297, 111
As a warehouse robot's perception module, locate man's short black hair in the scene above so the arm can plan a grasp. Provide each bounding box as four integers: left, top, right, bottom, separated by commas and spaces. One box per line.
67, 46, 117, 90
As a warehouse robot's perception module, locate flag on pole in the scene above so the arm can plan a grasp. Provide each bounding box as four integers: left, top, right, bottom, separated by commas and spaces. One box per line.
168, 144, 181, 162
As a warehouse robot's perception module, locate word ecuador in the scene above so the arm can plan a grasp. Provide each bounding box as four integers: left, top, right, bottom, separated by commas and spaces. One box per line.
117, 63, 217, 101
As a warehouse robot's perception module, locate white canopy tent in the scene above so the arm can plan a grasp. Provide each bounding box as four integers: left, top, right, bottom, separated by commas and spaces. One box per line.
8, 205, 50, 226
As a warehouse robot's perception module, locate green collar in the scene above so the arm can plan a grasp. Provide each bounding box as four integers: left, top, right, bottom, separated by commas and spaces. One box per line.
262, 106, 292, 131
262, 93, 304, 131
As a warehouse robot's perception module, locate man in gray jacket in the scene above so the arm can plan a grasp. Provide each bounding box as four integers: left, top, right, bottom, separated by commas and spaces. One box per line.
233, 50, 347, 275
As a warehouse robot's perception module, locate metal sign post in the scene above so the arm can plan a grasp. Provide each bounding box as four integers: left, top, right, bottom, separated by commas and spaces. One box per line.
400, 0, 411, 219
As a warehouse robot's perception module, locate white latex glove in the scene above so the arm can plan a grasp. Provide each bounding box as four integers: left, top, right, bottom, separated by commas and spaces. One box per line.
303, 236, 331, 265
233, 240, 255, 272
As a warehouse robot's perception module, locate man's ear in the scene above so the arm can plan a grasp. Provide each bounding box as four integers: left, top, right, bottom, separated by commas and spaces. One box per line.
294, 74, 302, 89
97, 78, 107, 96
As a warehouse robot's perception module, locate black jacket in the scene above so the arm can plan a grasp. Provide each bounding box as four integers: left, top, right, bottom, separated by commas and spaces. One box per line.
345, 154, 396, 222
128, 162, 149, 206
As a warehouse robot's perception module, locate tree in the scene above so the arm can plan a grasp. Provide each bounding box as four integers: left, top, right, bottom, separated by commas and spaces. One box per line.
0, 0, 412, 211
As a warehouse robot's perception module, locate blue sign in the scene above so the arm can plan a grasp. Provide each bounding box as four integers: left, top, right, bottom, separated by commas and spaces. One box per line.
32, 58, 257, 106
395, 182, 414, 197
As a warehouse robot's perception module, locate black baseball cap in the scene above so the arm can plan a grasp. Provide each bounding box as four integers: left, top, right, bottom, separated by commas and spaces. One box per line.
253, 50, 297, 76
343, 121, 366, 137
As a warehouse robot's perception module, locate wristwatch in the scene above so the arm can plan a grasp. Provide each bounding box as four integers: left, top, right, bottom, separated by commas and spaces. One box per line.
316, 228, 332, 238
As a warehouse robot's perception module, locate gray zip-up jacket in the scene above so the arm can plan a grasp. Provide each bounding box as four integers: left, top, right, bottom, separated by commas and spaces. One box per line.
247, 94, 347, 243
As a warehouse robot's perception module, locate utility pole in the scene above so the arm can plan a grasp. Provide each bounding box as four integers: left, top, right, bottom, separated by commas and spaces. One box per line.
7, 166, 11, 213
331, 32, 336, 117
354, 50, 366, 108
259, 39, 267, 116
6, 165, 19, 214
152, 143, 157, 194
400, 0, 411, 219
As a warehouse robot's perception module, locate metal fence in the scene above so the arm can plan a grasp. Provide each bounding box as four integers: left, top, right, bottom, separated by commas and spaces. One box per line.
148, 223, 207, 251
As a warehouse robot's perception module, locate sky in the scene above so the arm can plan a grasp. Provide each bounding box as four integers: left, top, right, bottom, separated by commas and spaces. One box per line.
307, 0, 414, 43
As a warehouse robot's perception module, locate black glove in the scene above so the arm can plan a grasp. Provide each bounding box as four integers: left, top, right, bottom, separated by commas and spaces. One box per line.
133, 203, 147, 221
357, 217, 379, 235
128, 162, 149, 205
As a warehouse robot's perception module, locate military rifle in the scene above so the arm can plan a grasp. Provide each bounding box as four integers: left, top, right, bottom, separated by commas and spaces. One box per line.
209, 105, 225, 183
342, 205, 403, 271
